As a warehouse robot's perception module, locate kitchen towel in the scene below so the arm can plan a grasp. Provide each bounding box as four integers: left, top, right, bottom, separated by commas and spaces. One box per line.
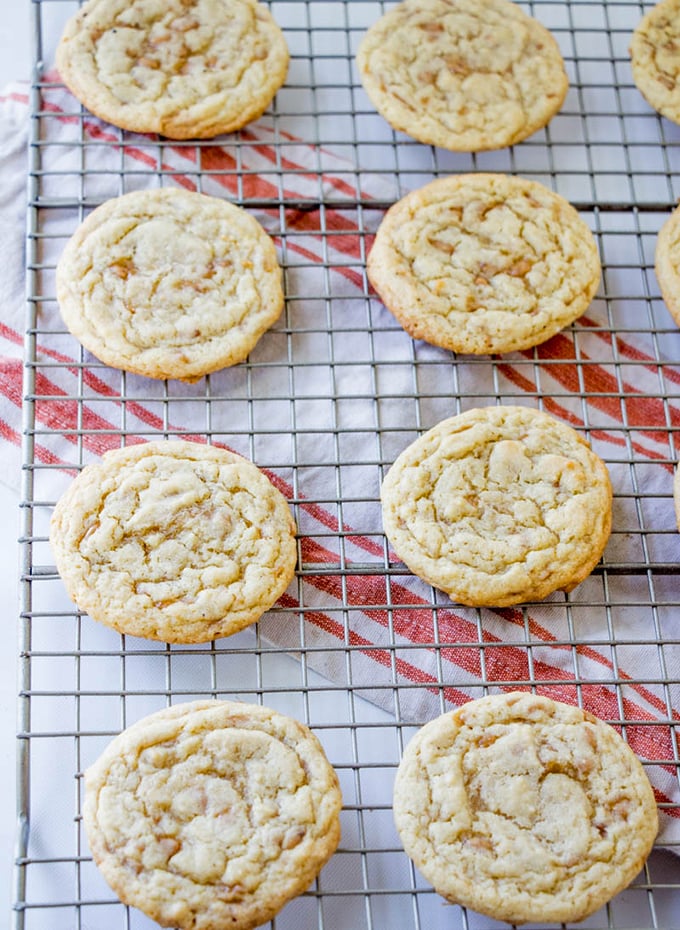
1, 77, 679, 847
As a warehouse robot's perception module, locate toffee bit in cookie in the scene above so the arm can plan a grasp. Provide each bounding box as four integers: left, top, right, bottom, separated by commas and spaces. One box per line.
356, 0, 568, 152
393, 691, 658, 925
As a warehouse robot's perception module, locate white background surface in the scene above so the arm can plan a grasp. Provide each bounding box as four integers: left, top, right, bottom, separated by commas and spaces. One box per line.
0, 7, 30, 86
1, 1, 31, 921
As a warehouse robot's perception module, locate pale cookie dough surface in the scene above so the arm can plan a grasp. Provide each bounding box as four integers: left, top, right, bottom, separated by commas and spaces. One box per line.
367, 173, 601, 355
393, 691, 658, 925
356, 0, 568, 152
380, 406, 612, 606
630, 0, 680, 125
56, 0, 289, 139
655, 201, 680, 327
84, 700, 342, 930
56, 187, 284, 382
49, 440, 297, 643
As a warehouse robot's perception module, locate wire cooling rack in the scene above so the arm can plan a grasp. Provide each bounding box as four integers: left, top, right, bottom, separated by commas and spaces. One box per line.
14, 1, 680, 928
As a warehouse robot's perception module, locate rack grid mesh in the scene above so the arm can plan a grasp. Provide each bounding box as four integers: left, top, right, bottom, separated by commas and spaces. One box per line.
14, 1, 680, 928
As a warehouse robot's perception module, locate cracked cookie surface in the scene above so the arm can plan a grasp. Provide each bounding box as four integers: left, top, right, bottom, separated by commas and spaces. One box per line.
380, 406, 612, 606
393, 691, 658, 925
630, 0, 680, 124
84, 700, 342, 930
49, 440, 297, 643
56, 187, 284, 382
367, 173, 601, 355
56, 0, 289, 139
356, 0, 568, 151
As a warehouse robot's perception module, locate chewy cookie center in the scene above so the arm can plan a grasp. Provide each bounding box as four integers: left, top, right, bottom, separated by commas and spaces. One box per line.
92, 0, 263, 104
99, 727, 313, 890
401, 193, 579, 319
367, 6, 529, 135
79, 457, 279, 612
424, 720, 620, 884
460, 723, 597, 871
430, 439, 588, 551
404, 11, 526, 86
91, 213, 261, 349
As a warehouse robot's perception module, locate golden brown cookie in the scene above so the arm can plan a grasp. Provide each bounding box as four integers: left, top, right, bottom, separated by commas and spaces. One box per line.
655, 200, 680, 326
83, 700, 342, 930
393, 691, 658, 925
380, 406, 612, 606
55, 187, 284, 382
49, 440, 297, 643
56, 0, 289, 139
630, 0, 680, 124
356, 0, 568, 152
367, 173, 601, 355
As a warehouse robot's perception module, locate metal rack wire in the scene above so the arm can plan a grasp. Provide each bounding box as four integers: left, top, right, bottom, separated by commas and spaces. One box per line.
14, 1, 680, 928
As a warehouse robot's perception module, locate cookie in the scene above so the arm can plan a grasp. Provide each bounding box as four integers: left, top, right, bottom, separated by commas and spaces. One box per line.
55, 0, 289, 139
393, 691, 658, 925
55, 187, 284, 382
367, 173, 601, 355
83, 699, 342, 930
356, 0, 568, 152
655, 200, 680, 327
380, 406, 612, 607
49, 439, 297, 643
630, 0, 680, 125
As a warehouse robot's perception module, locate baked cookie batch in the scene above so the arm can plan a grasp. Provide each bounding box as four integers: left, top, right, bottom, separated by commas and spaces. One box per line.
50, 0, 669, 926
